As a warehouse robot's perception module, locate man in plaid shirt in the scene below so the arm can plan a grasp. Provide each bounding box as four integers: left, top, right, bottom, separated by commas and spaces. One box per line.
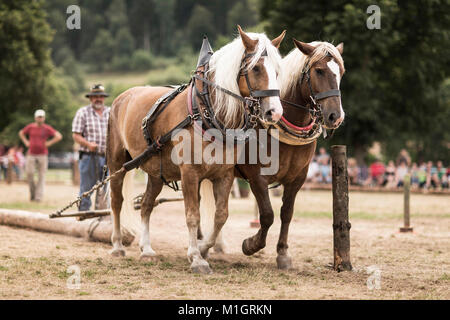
72, 84, 110, 211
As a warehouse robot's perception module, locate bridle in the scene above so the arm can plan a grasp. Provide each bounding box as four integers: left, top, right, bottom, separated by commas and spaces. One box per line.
281, 55, 341, 137
192, 47, 281, 142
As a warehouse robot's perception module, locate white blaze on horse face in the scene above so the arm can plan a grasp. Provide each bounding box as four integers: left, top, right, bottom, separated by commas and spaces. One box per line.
327, 59, 345, 122
264, 57, 282, 121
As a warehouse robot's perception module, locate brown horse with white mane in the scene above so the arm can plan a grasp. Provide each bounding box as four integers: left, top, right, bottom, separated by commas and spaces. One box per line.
201, 39, 345, 269
106, 26, 286, 274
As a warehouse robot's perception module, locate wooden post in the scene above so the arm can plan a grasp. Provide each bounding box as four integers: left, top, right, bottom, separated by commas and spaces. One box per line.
6, 161, 13, 184
400, 174, 413, 232
331, 145, 352, 271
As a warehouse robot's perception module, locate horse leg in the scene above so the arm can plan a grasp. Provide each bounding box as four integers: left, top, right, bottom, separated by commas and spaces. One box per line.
139, 175, 163, 260
181, 169, 212, 274
109, 169, 127, 257
198, 172, 234, 258
276, 170, 307, 269
242, 176, 273, 256
213, 230, 226, 253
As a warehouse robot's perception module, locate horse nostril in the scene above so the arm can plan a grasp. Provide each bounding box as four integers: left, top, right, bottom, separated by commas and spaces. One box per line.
328, 113, 337, 123
265, 109, 281, 122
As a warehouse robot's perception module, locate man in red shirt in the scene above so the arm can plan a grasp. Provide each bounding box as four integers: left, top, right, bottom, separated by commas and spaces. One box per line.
19, 109, 62, 201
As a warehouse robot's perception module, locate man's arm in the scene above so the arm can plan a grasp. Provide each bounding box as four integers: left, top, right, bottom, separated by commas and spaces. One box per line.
18, 129, 29, 148
45, 131, 63, 148
72, 132, 98, 152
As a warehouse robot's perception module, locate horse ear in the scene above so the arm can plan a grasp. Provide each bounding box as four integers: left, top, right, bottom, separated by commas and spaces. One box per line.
336, 42, 344, 55
238, 25, 258, 52
293, 38, 315, 56
271, 30, 286, 49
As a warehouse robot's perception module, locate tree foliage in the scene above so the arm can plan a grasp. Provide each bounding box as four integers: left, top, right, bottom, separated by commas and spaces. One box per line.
0, 0, 78, 151
261, 0, 450, 162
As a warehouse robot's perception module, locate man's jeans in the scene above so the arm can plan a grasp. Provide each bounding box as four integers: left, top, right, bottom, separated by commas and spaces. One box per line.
78, 154, 106, 211
26, 155, 48, 201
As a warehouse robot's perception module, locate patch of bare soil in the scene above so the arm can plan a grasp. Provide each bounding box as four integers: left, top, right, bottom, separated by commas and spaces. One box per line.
0, 182, 448, 299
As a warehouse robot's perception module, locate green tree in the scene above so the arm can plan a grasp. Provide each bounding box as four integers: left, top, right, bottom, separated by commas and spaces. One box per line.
0, 0, 53, 137
262, 0, 450, 163
82, 29, 115, 71
186, 5, 216, 49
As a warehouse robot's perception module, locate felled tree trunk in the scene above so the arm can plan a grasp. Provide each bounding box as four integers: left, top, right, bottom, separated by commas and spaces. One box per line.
0, 209, 134, 246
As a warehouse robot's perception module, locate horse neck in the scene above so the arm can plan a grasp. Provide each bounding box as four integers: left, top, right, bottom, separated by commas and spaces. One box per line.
281, 85, 312, 127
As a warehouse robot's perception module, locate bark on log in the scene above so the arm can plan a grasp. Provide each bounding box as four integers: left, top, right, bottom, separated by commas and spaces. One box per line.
0, 209, 134, 246
331, 145, 352, 271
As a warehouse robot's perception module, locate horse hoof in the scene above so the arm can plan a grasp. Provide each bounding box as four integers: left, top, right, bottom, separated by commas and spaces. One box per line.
110, 248, 126, 257
213, 244, 226, 254
200, 249, 209, 259
242, 238, 258, 256
276, 255, 293, 270
191, 261, 213, 274
140, 252, 157, 261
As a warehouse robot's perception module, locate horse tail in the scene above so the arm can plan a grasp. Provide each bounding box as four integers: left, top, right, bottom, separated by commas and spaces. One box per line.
119, 169, 141, 237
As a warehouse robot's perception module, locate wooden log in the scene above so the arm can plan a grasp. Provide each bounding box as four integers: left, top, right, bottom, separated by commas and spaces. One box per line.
0, 208, 134, 246
331, 145, 352, 271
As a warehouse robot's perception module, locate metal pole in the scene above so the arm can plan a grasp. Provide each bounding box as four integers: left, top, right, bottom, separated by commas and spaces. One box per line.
331, 145, 352, 271
400, 174, 413, 232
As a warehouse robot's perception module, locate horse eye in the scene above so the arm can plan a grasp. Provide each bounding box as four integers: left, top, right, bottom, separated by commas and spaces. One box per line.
253, 65, 260, 72
316, 69, 324, 75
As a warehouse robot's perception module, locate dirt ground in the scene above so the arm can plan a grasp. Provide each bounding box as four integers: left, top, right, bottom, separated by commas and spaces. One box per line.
0, 179, 449, 300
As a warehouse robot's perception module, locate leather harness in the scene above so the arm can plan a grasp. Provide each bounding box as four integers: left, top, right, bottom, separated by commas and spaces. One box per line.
122, 36, 280, 188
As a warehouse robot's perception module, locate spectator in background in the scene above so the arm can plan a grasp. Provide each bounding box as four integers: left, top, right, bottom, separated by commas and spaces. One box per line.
19, 109, 63, 202
347, 157, 359, 185
15, 146, 25, 180
306, 157, 320, 183
396, 160, 409, 187
410, 162, 420, 190
396, 149, 411, 167
358, 163, 370, 186
0, 144, 7, 180
369, 157, 385, 186
432, 161, 448, 189
417, 162, 428, 189
424, 161, 436, 190
317, 147, 331, 183
72, 84, 110, 211
384, 160, 397, 188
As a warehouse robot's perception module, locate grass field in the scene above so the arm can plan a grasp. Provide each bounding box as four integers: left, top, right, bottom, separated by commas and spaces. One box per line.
0, 176, 449, 299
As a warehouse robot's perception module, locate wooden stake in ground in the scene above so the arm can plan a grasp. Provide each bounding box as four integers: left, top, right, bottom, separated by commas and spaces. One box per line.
400, 174, 413, 232
331, 145, 352, 271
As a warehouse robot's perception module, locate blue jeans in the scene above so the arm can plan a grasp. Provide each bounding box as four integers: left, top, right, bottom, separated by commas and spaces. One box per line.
78, 154, 106, 211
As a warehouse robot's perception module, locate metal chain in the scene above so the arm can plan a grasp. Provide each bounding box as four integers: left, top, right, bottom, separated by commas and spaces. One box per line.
52, 167, 126, 217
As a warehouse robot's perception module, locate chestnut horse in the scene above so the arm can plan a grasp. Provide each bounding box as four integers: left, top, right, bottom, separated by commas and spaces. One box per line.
107, 27, 285, 274
201, 39, 345, 269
